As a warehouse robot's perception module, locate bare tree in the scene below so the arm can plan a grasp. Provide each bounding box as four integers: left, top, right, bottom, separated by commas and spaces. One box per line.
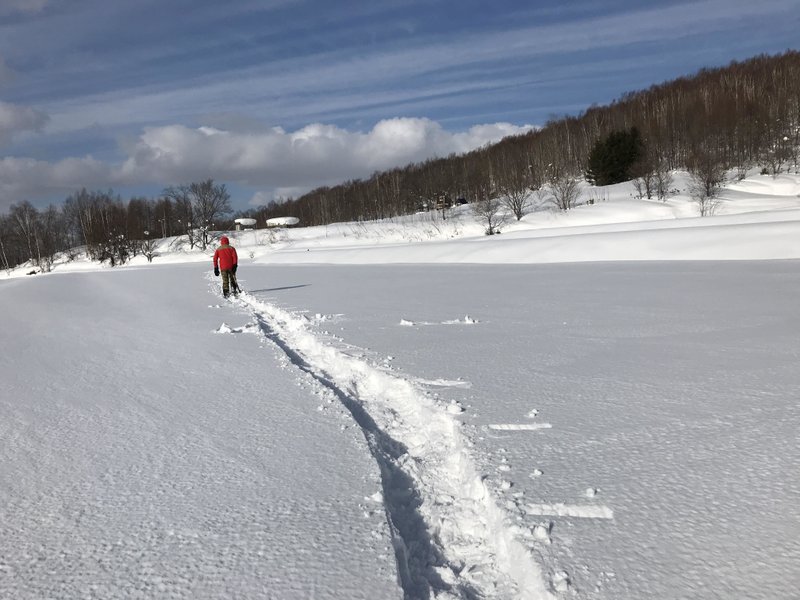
688, 151, 726, 216
138, 229, 158, 263
502, 189, 531, 220
9, 201, 40, 266
762, 134, 793, 176
36, 205, 63, 272
493, 146, 536, 220
631, 155, 657, 199
547, 174, 581, 211
0, 215, 12, 272
63, 188, 95, 249
141, 239, 158, 262
633, 156, 673, 201
472, 196, 507, 235
189, 179, 232, 249
632, 170, 656, 199
654, 162, 674, 201
163, 185, 198, 249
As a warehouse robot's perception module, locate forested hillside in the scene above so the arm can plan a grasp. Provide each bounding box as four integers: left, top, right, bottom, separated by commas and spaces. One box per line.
259, 51, 799, 225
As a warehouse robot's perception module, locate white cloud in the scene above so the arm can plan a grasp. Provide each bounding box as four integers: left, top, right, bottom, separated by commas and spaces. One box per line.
0, 155, 113, 209
114, 117, 532, 194
0, 101, 48, 145
0, 117, 532, 210
121, 117, 532, 189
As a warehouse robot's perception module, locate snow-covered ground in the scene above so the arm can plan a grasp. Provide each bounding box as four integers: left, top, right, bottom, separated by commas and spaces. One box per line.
2, 173, 799, 599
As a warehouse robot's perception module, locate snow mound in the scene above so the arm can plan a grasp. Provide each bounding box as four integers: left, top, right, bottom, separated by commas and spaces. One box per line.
214, 322, 234, 334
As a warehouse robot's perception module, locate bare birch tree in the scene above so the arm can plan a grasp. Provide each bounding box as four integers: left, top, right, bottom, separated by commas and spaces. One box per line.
547, 174, 581, 211
688, 151, 726, 216
472, 196, 506, 235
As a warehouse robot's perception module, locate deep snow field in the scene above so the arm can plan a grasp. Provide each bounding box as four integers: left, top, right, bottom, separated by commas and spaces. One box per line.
2, 173, 799, 599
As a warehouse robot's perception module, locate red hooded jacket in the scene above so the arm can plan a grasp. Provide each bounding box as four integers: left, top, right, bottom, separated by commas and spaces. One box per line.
213, 236, 238, 271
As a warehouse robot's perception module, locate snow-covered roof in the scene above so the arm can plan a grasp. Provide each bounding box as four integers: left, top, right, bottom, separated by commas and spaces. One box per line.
266, 216, 300, 227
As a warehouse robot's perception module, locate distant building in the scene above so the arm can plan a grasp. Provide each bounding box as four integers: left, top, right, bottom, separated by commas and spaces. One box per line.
266, 217, 300, 228
234, 218, 257, 230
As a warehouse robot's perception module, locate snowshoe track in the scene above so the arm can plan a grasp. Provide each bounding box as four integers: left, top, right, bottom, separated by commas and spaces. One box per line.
233, 291, 554, 600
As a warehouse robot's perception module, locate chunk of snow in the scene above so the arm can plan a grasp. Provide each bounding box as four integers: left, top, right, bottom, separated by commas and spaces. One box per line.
553, 570, 571, 592
533, 524, 551, 542
446, 401, 465, 414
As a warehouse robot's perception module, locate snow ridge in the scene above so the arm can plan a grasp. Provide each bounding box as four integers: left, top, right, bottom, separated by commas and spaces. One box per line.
236, 292, 555, 599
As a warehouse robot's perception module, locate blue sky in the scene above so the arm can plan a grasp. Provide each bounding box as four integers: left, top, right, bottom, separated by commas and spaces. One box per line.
0, 0, 798, 212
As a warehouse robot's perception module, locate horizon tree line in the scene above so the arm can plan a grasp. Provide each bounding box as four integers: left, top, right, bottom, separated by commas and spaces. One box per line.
0, 180, 233, 272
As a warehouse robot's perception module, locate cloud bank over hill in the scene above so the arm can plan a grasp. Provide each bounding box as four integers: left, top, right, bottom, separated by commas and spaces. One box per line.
0, 118, 531, 210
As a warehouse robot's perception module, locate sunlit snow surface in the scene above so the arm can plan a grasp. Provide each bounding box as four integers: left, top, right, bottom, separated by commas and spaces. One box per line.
2, 173, 799, 599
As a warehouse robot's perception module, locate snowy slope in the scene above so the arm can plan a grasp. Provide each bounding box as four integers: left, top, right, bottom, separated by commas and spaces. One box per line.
255, 172, 800, 266
246, 262, 799, 599
1, 172, 799, 599
0, 267, 399, 599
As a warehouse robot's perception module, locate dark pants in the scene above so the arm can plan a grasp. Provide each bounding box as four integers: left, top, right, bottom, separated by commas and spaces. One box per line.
221, 270, 238, 296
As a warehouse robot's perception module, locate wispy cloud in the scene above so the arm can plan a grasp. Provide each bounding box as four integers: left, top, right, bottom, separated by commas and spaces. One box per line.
0, 101, 48, 145
26, 0, 797, 136
0, 155, 112, 205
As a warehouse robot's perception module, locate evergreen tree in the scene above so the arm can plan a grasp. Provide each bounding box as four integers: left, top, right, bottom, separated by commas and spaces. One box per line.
586, 127, 645, 186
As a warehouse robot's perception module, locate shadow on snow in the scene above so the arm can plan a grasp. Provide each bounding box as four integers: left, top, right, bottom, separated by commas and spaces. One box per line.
253, 313, 480, 600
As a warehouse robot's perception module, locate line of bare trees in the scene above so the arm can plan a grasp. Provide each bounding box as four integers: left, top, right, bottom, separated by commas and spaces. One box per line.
0, 180, 231, 272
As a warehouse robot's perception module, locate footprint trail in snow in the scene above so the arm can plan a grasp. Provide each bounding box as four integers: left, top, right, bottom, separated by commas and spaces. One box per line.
230, 291, 556, 600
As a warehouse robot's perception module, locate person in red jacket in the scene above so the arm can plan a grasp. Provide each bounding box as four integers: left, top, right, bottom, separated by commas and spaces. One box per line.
213, 236, 239, 297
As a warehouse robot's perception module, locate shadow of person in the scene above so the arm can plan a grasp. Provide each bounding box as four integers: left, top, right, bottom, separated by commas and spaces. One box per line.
248, 284, 310, 293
